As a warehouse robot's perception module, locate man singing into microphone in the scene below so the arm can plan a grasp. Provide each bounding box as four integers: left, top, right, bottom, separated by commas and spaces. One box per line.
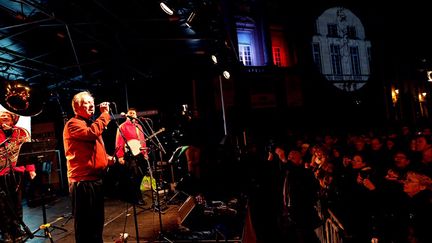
63, 91, 115, 243
115, 107, 148, 205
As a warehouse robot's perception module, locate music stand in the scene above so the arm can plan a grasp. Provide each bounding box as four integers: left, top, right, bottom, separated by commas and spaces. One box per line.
18, 142, 68, 242
166, 146, 190, 205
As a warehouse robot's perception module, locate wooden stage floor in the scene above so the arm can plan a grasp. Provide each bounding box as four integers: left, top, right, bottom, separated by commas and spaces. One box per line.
21, 192, 244, 243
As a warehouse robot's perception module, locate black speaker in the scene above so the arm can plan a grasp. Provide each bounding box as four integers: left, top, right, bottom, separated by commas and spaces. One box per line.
177, 196, 214, 231
178, 196, 197, 226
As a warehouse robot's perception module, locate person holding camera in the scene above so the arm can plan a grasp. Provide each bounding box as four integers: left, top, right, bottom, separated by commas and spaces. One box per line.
338, 153, 382, 242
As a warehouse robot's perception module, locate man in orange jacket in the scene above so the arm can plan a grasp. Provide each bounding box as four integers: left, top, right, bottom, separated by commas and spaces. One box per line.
63, 91, 115, 243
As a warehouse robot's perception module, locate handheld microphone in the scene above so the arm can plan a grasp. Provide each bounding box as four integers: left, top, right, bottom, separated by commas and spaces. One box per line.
120, 112, 137, 121
96, 102, 116, 107
120, 112, 150, 121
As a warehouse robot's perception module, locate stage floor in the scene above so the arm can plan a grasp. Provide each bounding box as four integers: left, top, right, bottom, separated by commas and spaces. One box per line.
22, 192, 244, 243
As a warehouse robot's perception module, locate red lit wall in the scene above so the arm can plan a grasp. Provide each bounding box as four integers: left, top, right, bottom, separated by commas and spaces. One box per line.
270, 30, 295, 67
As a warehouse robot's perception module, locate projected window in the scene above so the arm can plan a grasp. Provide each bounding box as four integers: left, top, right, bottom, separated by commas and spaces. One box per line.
312, 43, 322, 72
350, 46, 361, 76
312, 7, 371, 92
330, 44, 342, 75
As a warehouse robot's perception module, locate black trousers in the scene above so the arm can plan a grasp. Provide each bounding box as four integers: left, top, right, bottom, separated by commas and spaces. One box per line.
0, 172, 24, 237
70, 179, 104, 243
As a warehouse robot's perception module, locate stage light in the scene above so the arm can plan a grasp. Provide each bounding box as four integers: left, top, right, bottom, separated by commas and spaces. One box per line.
160, 1, 174, 15
211, 54, 218, 64
391, 87, 399, 105
222, 70, 230, 79
427, 70, 432, 82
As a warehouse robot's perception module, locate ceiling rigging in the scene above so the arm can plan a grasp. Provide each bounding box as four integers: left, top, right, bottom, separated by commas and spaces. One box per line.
0, 0, 229, 92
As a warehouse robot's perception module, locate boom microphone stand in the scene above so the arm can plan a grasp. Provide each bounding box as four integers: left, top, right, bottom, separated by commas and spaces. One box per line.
52, 91, 73, 226
32, 156, 68, 242
109, 109, 142, 243
134, 116, 172, 242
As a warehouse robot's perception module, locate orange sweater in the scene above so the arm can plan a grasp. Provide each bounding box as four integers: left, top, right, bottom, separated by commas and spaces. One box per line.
63, 112, 111, 183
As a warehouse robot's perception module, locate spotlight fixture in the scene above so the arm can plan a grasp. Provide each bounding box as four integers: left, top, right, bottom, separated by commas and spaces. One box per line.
160, 1, 174, 15
222, 70, 230, 80
427, 70, 432, 82
211, 54, 218, 64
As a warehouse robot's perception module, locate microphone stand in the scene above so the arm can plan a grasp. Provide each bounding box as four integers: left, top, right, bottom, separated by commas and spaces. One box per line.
52, 91, 74, 226
109, 110, 142, 243
134, 117, 172, 243
166, 146, 190, 205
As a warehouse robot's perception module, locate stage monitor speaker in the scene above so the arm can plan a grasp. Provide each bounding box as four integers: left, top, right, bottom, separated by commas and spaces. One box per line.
176, 196, 212, 231
178, 196, 196, 226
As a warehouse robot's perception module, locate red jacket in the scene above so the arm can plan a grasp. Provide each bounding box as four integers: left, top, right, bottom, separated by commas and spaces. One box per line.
63, 112, 111, 183
0, 126, 34, 176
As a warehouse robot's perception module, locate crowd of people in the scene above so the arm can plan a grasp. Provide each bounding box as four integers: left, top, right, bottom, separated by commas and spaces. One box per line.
2, 89, 432, 243
245, 126, 432, 243
59, 90, 432, 243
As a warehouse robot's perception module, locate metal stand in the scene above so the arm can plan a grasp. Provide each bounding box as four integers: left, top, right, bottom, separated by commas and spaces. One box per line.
132, 203, 140, 243
31, 157, 67, 242
53, 91, 74, 228
136, 118, 173, 243
166, 146, 190, 205
32, 186, 67, 242
0, 189, 34, 242
60, 212, 73, 227
110, 108, 142, 243
113, 109, 171, 242
167, 186, 189, 205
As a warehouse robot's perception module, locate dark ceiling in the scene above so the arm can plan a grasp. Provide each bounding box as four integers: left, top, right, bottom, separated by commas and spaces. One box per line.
2, 0, 432, 123
0, 0, 228, 92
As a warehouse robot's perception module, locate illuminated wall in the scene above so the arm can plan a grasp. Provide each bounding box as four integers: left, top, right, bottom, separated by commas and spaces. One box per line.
312, 7, 372, 92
